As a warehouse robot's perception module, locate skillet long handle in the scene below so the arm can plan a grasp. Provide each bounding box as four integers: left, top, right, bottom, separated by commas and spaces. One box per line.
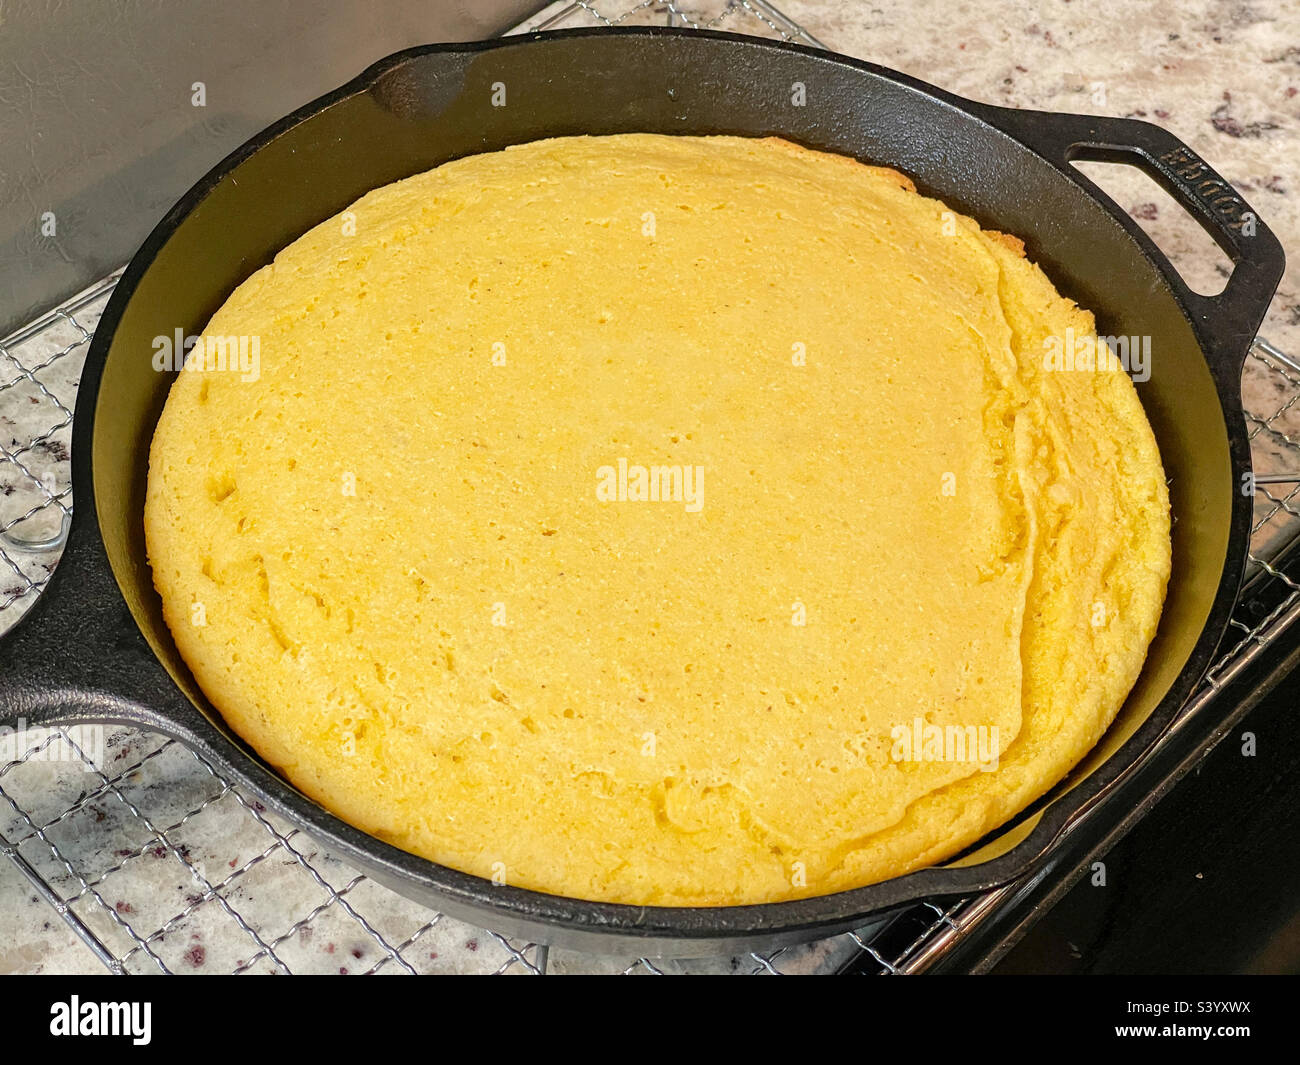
974, 105, 1286, 384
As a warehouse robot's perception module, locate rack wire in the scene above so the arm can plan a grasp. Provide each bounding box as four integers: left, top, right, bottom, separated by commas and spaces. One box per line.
3, 0, 1300, 975
520, 0, 826, 45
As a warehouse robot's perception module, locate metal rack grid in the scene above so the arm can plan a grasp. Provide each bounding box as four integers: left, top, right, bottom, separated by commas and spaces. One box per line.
3, 0, 1300, 976
519, 0, 826, 44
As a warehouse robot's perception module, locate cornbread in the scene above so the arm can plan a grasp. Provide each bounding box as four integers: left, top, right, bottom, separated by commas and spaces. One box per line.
145, 134, 1171, 906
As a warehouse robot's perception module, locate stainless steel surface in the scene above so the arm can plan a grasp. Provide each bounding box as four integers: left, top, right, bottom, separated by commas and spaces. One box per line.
0, 0, 546, 335
3, 0, 1298, 976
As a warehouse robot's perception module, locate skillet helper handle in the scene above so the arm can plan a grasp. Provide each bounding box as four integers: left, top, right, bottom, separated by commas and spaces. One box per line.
976, 106, 1286, 381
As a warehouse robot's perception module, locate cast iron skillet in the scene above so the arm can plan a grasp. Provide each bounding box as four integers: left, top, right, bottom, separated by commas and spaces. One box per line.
0, 28, 1285, 957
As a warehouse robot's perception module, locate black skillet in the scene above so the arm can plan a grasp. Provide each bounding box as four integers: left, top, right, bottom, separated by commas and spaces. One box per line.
0, 28, 1285, 956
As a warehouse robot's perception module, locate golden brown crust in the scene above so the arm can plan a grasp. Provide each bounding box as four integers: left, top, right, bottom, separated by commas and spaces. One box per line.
756, 135, 919, 192
985, 230, 1027, 256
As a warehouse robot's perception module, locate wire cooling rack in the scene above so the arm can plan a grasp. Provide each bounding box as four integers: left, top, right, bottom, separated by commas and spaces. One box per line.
519, 0, 826, 43
4, 0, 1300, 975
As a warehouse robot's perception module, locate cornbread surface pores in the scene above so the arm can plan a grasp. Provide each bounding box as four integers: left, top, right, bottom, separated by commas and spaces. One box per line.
146, 134, 1171, 906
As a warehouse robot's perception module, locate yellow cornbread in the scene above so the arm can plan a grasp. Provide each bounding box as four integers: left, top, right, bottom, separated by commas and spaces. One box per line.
145, 134, 1171, 906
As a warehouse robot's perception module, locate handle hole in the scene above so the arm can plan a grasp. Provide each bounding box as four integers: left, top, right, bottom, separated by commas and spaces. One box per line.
1069, 158, 1233, 297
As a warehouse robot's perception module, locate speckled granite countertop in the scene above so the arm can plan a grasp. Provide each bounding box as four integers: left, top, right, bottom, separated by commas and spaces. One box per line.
1, 0, 1297, 974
